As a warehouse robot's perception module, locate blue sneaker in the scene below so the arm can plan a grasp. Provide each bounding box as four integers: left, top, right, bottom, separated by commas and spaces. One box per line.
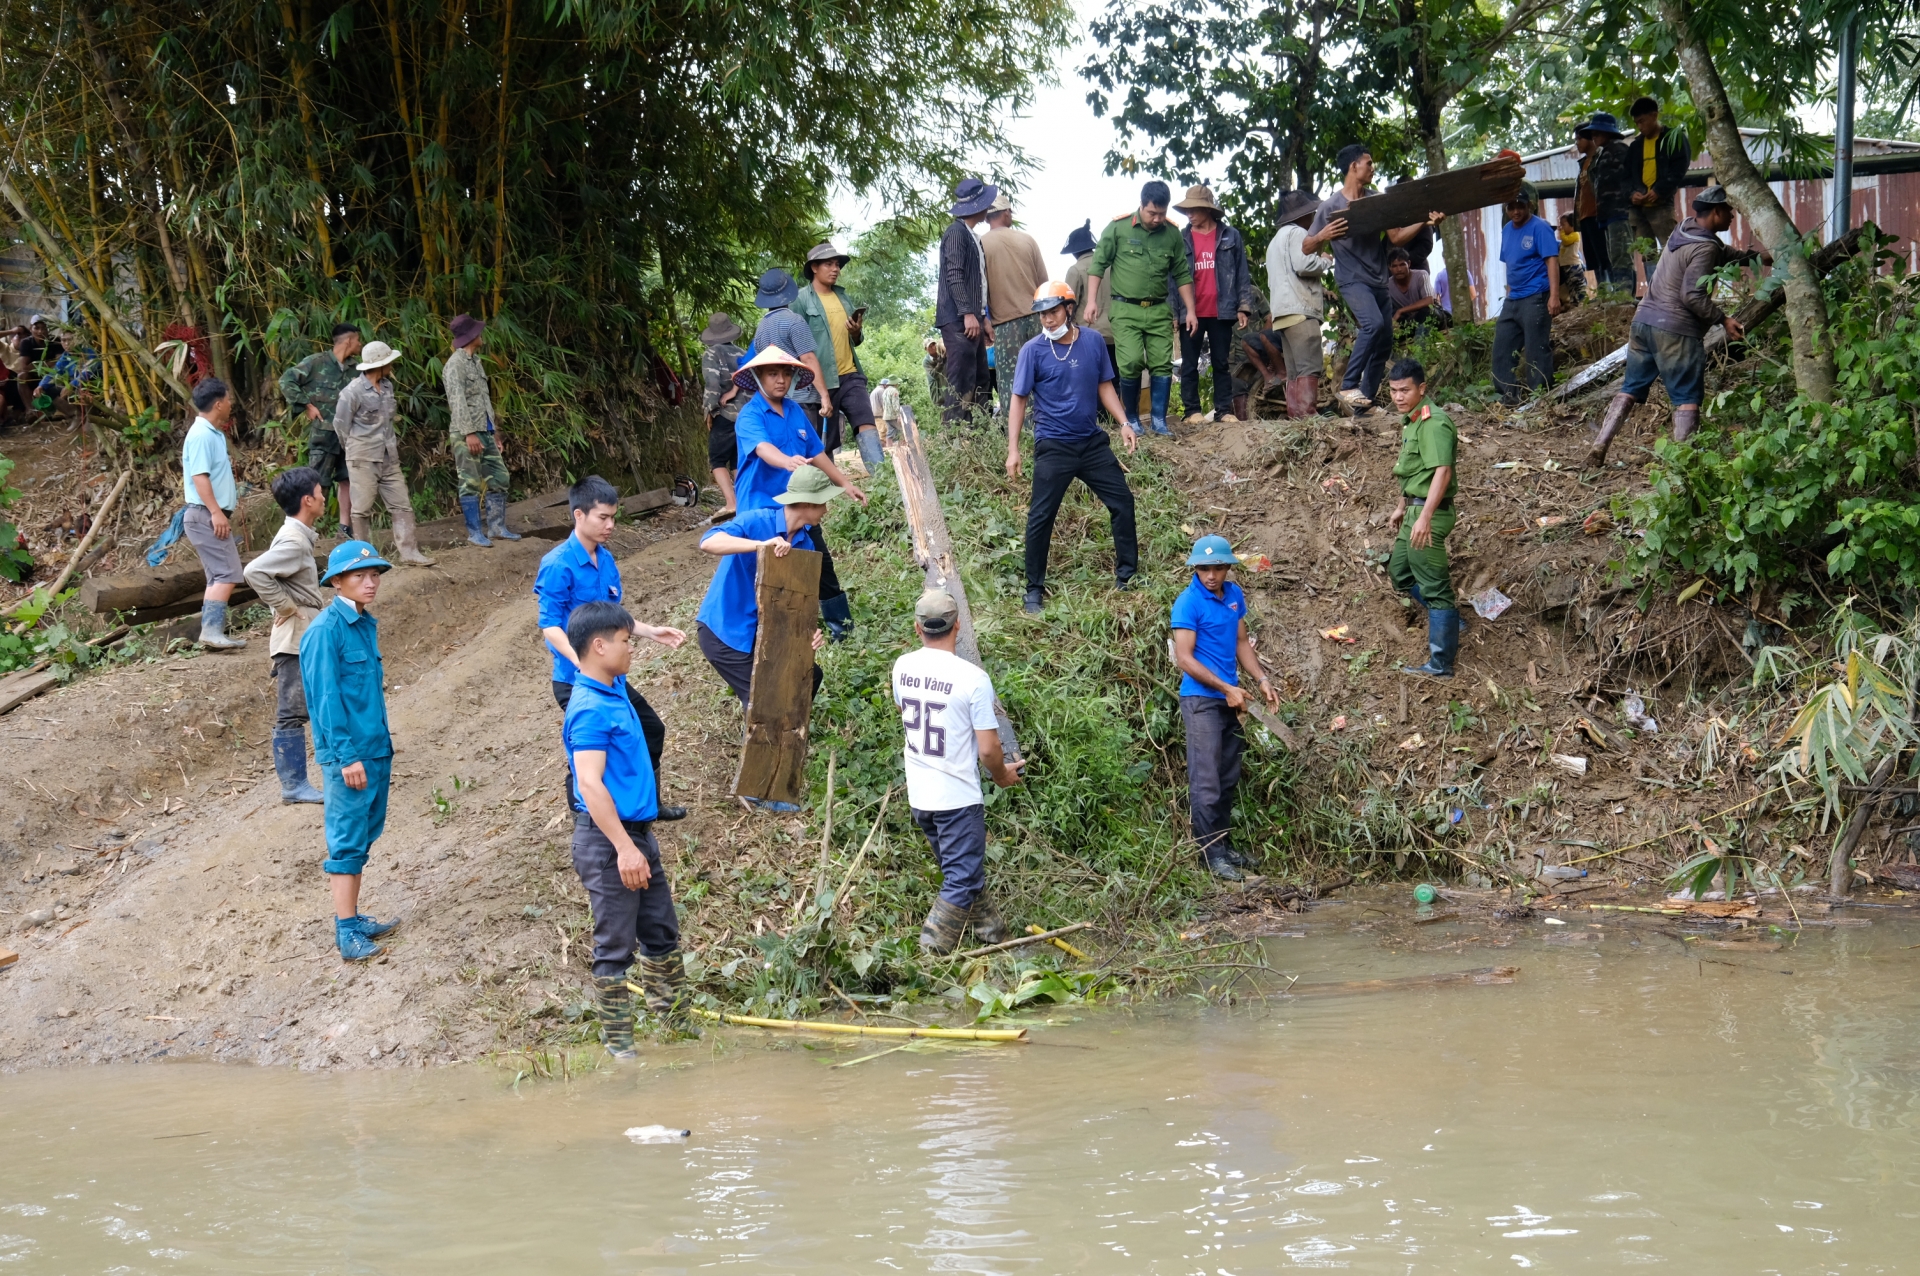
350, 913, 397, 938
744, 797, 801, 814
335, 917, 385, 961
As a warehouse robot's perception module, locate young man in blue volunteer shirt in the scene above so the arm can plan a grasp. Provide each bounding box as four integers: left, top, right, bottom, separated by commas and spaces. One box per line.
1492, 192, 1564, 404
1171, 535, 1279, 881
301, 541, 402, 961
695, 465, 837, 811
731, 343, 867, 640
562, 600, 697, 1058
534, 475, 689, 821
1005, 281, 1140, 616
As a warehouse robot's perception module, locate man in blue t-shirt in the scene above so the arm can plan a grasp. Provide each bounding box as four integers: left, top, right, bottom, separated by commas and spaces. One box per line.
1492, 193, 1564, 404
562, 600, 695, 1056
1005, 282, 1139, 616
1169, 536, 1279, 881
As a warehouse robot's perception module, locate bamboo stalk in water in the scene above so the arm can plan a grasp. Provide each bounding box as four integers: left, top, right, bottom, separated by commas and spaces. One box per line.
652, 1002, 1028, 1042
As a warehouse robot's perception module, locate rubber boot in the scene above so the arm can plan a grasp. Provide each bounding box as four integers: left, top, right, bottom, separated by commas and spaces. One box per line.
856, 425, 885, 471
1117, 377, 1142, 432
1148, 375, 1173, 436
1205, 848, 1245, 881
1229, 394, 1249, 423
1586, 392, 1636, 467
350, 512, 372, 543
1023, 587, 1044, 615
1402, 608, 1460, 678
919, 897, 971, 955
459, 494, 492, 548
638, 952, 702, 1038
196, 598, 247, 650
968, 894, 1009, 946
1298, 374, 1322, 418
1670, 405, 1700, 443
820, 591, 853, 643
389, 510, 436, 566
271, 727, 324, 804
592, 974, 638, 1059
485, 491, 522, 540
335, 917, 384, 962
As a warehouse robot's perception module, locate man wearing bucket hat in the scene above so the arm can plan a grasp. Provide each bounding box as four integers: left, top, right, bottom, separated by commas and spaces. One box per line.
1061, 218, 1116, 379
1247, 189, 1340, 419
750, 266, 833, 447
1084, 180, 1197, 437
1589, 185, 1760, 466
331, 338, 436, 565
301, 539, 402, 961
698, 312, 747, 518
1006, 280, 1139, 616
981, 191, 1049, 420
731, 344, 867, 641
1171, 534, 1278, 880
1572, 112, 1632, 287
442, 313, 521, 547
935, 177, 998, 426
795, 241, 885, 468
1171, 184, 1257, 424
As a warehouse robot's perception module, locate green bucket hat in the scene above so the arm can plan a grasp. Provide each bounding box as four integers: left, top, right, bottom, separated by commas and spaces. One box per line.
774, 465, 841, 506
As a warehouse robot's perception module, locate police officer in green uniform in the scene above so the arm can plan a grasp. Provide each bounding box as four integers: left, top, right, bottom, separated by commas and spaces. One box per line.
1083, 180, 1197, 437
1385, 358, 1461, 678
277, 323, 361, 530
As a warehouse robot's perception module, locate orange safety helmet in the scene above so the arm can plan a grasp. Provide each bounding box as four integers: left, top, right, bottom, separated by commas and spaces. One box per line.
1030, 280, 1077, 314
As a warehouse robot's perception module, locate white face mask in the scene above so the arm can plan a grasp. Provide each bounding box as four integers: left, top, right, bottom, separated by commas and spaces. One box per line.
1042, 314, 1070, 341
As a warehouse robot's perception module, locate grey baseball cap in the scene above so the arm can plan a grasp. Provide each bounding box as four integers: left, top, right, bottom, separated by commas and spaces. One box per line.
915, 590, 959, 635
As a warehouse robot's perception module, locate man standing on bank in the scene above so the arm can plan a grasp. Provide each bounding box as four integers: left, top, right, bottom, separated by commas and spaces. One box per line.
894, 589, 1024, 954
795, 242, 885, 469
244, 465, 329, 805
1625, 96, 1692, 267
1491, 192, 1564, 404
1170, 184, 1257, 425
1171, 535, 1278, 881
1061, 219, 1115, 380
1083, 180, 1197, 438
535, 475, 689, 822
277, 322, 361, 529
443, 313, 522, 548
1007, 282, 1139, 616
331, 339, 435, 565
179, 377, 248, 650
982, 190, 1050, 419
935, 177, 999, 426
1385, 359, 1462, 679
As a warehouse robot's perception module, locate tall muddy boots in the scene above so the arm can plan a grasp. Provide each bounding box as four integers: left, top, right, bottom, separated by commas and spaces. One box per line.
967, 894, 1009, 946
1403, 607, 1460, 678
1587, 392, 1637, 467
1285, 375, 1320, 421
1148, 375, 1173, 436
919, 897, 971, 955
1670, 405, 1700, 442
196, 598, 247, 650
1226, 394, 1249, 423
592, 973, 637, 1060
638, 953, 701, 1038
484, 491, 522, 541
350, 512, 373, 544
389, 509, 436, 566
272, 727, 324, 804
459, 494, 493, 548
856, 425, 886, 471
1117, 377, 1142, 434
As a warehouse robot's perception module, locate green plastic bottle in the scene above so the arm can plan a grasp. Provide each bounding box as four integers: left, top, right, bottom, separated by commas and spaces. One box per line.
1413, 883, 1439, 904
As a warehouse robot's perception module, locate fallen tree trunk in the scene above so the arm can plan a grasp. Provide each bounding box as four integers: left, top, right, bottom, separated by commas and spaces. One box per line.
1338, 156, 1526, 240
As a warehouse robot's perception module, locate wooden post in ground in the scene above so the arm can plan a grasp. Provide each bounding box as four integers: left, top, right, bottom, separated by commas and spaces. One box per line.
732, 544, 823, 805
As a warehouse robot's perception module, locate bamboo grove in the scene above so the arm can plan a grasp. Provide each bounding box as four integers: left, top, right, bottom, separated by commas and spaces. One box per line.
0, 0, 1070, 492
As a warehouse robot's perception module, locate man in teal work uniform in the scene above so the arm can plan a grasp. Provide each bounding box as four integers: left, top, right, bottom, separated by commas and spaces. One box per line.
1082, 180, 1199, 437
1385, 359, 1462, 678
301, 540, 402, 961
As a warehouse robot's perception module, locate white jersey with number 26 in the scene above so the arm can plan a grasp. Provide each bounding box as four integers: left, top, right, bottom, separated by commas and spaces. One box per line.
891, 647, 999, 812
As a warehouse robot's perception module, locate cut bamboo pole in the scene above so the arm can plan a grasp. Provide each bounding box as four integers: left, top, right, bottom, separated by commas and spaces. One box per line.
942, 921, 1095, 962
655, 1003, 1028, 1041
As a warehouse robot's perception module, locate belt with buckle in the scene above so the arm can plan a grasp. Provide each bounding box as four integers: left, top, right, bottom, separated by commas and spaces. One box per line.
1112, 294, 1167, 307
1406, 496, 1454, 512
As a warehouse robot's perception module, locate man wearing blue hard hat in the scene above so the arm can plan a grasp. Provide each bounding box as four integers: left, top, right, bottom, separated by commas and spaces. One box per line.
301, 539, 401, 960
1170, 534, 1278, 881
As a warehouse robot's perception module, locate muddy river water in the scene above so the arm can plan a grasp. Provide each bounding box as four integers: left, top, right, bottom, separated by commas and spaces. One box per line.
6, 899, 1919, 1272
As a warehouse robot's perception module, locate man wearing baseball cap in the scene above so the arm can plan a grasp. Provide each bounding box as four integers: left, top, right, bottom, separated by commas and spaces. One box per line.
893, 589, 1025, 952
1171, 535, 1277, 880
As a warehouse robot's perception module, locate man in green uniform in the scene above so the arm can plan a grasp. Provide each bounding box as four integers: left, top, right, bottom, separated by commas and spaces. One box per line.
1385, 358, 1461, 678
1083, 180, 1198, 437
443, 312, 522, 547
277, 323, 361, 530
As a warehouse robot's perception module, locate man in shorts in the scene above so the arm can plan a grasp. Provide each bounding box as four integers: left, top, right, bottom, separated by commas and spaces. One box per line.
180, 377, 248, 650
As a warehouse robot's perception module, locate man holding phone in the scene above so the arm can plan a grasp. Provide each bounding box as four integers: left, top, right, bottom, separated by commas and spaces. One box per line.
796, 241, 885, 469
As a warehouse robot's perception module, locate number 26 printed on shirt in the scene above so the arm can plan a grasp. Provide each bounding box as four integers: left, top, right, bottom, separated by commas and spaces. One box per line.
899, 697, 948, 758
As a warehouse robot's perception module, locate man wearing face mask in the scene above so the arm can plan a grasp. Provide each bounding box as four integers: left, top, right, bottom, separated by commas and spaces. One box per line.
1006, 282, 1139, 615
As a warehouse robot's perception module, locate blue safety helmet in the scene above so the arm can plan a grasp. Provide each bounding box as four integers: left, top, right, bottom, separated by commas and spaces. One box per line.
321, 539, 394, 584
1187, 535, 1242, 568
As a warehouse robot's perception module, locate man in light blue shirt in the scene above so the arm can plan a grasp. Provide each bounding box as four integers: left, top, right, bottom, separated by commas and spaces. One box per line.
1492, 193, 1564, 404
180, 377, 247, 649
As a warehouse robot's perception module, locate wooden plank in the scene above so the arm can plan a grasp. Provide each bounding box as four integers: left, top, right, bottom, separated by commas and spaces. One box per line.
1338, 157, 1527, 240
0, 669, 61, 717
732, 544, 823, 804
0, 947, 17, 970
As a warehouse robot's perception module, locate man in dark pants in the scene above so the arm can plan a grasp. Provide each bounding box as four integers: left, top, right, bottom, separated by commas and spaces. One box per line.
1171, 184, 1256, 424
1626, 96, 1692, 266
243, 466, 328, 805
1006, 282, 1139, 615
935, 176, 998, 426
562, 600, 696, 1059
1491, 193, 1564, 404
1171, 535, 1278, 881
1573, 112, 1633, 287
536, 475, 689, 821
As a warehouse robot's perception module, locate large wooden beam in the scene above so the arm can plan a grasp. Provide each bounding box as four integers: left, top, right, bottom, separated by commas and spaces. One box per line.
732, 544, 823, 805
1338, 156, 1527, 240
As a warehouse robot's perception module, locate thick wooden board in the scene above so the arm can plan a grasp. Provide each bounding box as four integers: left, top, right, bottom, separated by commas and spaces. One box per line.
732, 544, 823, 804
1338, 157, 1527, 240
0, 669, 60, 716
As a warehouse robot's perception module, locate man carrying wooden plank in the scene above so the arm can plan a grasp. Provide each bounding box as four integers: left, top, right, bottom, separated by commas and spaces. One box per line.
894, 589, 1024, 953
695, 464, 838, 811
535, 475, 689, 822
243, 465, 328, 805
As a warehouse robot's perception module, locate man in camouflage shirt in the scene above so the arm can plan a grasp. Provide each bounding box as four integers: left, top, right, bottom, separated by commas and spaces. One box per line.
277, 323, 362, 529
698, 311, 746, 518
442, 312, 520, 547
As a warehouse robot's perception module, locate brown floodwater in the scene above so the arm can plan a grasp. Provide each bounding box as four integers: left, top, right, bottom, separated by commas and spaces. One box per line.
6, 899, 1920, 1272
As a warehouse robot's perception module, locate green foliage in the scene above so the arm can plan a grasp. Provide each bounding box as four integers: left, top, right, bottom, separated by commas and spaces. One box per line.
1395, 319, 1497, 400
1628, 239, 1920, 594
0, 455, 32, 584
840, 217, 941, 330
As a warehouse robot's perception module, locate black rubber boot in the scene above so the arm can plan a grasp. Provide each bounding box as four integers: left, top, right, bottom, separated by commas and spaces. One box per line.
1117, 377, 1142, 433
1205, 848, 1245, 881
919, 898, 971, 954
484, 491, 523, 540
1402, 608, 1460, 678
968, 894, 1009, 946
593, 974, 637, 1060
638, 953, 702, 1038
820, 592, 853, 642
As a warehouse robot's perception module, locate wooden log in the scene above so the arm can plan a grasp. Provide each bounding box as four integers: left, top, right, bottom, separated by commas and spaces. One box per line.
1285, 965, 1520, 996
81, 555, 325, 618
0, 668, 61, 717
732, 544, 822, 804
1338, 157, 1527, 240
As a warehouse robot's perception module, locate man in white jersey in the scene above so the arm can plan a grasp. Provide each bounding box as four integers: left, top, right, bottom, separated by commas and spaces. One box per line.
892, 590, 1025, 953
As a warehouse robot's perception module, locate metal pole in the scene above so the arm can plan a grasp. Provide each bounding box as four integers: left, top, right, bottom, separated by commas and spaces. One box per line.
1830, 8, 1859, 242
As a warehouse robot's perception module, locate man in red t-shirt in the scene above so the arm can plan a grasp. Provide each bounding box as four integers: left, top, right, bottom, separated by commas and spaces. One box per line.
1171, 186, 1256, 423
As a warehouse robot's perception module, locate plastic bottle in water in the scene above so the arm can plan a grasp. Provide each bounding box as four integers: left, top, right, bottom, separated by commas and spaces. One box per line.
1413, 883, 1439, 904
1541, 865, 1587, 880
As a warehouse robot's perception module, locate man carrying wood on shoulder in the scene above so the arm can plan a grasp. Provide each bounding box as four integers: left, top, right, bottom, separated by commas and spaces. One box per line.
1171, 536, 1277, 881
244, 465, 329, 805
895, 589, 1024, 954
